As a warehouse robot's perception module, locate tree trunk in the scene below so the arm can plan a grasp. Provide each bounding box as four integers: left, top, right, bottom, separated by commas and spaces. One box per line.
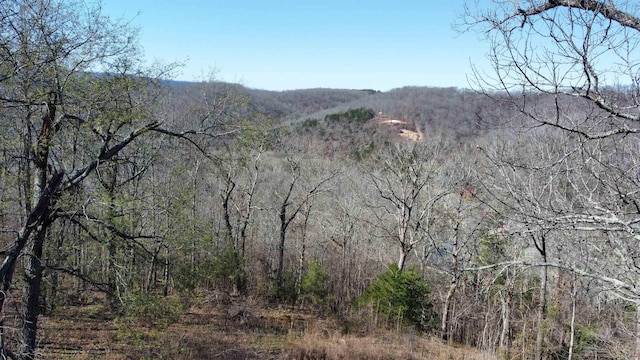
397, 248, 409, 273
222, 177, 235, 244
20, 102, 56, 359
441, 276, 458, 342
104, 164, 122, 311
296, 239, 305, 300
146, 247, 160, 293
277, 204, 287, 285
295, 207, 311, 300
20, 227, 46, 360
499, 280, 513, 357
568, 273, 577, 360
535, 265, 548, 360
277, 179, 295, 285
163, 248, 170, 297
636, 300, 640, 360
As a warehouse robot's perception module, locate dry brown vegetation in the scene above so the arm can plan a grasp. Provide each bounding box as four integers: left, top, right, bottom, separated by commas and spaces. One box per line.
36, 297, 496, 360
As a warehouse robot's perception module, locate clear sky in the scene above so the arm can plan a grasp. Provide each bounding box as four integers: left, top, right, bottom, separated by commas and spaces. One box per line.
101, 0, 490, 91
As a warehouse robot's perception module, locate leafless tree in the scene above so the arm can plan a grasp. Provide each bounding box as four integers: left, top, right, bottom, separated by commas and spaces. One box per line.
463, 1, 640, 356
366, 140, 452, 272
0, 1, 238, 358
267, 156, 338, 294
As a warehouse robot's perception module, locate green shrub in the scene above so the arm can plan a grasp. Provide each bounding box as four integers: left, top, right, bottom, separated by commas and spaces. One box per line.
546, 324, 599, 359
122, 289, 183, 329
359, 264, 435, 331
172, 246, 246, 294
275, 270, 299, 304
211, 246, 247, 294
301, 118, 319, 128
114, 315, 160, 355
172, 258, 215, 292
301, 261, 331, 309
324, 107, 375, 124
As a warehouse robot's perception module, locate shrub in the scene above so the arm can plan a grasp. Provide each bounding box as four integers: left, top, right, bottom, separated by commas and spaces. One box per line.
359, 264, 435, 331
275, 270, 299, 304
173, 257, 215, 292
324, 107, 375, 124
122, 289, 183, 329
301, 118, 319, 128
210, 246, 247, 294
301, 261, 331, 309
172, 246, 246, 294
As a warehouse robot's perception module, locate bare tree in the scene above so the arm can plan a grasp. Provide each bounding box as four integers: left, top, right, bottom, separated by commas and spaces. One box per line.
462, 1, 640, 356
320, 166, 370, 310
367, 140, 450, 272
0, 1, 237, 358
268, 156, 338, 296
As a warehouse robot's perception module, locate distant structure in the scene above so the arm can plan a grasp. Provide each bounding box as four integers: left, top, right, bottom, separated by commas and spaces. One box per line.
379, 119, 409, 126
399, 128, 423, 142
375, 112, 423, 142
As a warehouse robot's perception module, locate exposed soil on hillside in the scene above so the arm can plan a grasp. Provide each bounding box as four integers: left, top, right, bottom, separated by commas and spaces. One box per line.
375, 113, 424, 142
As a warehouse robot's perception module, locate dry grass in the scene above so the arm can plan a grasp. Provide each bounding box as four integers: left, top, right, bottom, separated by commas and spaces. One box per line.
287, 328, 497, 360
38, 304, 126, 359
35, 296, 498, 360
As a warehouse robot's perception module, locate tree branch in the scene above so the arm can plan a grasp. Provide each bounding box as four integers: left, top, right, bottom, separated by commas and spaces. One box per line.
518, 0, 640, 32
463, 260, 639, 300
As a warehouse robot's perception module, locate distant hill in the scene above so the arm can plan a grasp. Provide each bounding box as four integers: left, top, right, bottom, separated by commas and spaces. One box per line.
165, 79, 377, 122
163, 79, 512, 158
164, 80, 498, 131
241, 85, 501, 139
245, 88, 378, 121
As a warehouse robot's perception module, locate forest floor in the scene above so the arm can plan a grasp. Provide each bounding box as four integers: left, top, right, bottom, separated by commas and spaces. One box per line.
36, 294, 498, 360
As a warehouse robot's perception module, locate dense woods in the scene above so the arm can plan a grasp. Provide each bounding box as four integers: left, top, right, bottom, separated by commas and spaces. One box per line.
2, 0, 640, 359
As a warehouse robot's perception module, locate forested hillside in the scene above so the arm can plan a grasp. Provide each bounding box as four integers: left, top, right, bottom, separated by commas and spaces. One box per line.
246, 85, 489, 137
2, 1, 640, 359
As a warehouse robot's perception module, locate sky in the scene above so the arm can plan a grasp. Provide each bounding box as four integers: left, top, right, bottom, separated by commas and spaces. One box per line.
101, 0, 491, 91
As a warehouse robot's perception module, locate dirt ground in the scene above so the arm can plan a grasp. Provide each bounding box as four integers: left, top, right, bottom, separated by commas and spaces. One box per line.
35, 296, 497, 360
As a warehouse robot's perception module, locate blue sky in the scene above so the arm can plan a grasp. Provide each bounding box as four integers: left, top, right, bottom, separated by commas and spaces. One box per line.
102, 0, 490, 91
